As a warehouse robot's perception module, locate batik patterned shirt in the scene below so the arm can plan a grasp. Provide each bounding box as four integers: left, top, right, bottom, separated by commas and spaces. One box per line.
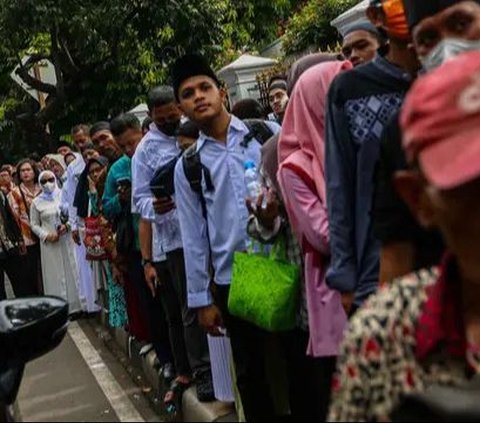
329, 257, 480, 422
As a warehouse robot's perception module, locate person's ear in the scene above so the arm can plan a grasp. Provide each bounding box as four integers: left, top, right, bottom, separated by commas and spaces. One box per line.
219, 87, 229, 108
175, 100, 182, 112
178, 103, 187, 116
394, 170, 436, 229
366, 5, 385, 28
220, 87, 227, 101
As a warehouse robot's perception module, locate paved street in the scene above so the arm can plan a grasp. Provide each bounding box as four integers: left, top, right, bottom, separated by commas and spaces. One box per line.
16, 320, 160, 423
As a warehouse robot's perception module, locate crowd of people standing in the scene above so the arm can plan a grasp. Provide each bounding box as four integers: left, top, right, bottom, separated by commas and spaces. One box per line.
3, 0, 480, 421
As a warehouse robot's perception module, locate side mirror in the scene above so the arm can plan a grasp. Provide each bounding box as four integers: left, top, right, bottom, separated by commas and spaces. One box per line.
0, 297, 69, 365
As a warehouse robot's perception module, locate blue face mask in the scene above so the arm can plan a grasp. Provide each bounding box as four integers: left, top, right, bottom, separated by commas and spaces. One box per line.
420, 38, 480, 71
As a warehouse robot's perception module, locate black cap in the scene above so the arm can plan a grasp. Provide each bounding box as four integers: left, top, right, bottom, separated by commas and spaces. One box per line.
171, 54, 221, 101
268, 80, 288, 94
342, 21, 381, 38
403, 0, 480, 31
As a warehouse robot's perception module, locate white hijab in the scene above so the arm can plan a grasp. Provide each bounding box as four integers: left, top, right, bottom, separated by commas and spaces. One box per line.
39, 170, 61, 202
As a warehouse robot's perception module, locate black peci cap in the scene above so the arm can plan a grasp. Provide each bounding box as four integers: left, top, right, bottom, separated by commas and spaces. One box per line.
171, 54, 221, 101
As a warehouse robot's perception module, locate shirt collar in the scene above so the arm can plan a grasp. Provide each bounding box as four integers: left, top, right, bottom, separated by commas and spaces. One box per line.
416, 254, 467, 362
197, 114, 248, 151
20, 183, 41, 198
372, 51, 412, 83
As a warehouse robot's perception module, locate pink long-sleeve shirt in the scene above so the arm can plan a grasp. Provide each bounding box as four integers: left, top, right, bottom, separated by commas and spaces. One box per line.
279, 167, 347, 357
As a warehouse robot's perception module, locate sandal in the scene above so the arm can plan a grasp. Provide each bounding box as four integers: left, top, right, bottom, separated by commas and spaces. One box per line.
196, 370, 215, 402
164, 378, 191, 415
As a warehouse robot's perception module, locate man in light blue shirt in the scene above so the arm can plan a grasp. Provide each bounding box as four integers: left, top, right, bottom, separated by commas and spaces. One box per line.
172, 54, 278, 421
132, 86, 212, 402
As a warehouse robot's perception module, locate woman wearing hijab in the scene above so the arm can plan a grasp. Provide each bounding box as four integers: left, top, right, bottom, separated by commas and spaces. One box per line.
30, 170, 81, 313
246, 54, 344, 421
276, 60, 353, 419
85, 157, 128, 329
47, 154, 68, 188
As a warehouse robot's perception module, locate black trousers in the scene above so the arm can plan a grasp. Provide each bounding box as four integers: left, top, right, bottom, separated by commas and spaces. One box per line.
0, 250, 39, 300
215, 283, 276, 422
155, 249, 210, 377
280, 330, 336, 422
127, 251, 172, 365
26, 244, 42, 296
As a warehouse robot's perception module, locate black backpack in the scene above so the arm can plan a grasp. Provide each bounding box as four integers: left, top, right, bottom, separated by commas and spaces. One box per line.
150, 153, 182, 199
149, 119, 274, 213
182, 119, 274, 215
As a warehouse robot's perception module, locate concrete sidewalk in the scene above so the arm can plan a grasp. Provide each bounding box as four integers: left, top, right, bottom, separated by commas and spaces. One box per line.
90, 313, 237, 422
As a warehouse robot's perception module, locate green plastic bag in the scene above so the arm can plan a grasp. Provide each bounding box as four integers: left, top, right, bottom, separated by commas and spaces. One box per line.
228, 236, 300, 332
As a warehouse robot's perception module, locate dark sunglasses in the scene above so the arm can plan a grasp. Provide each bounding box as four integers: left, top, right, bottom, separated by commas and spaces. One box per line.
41, 178, 56, 185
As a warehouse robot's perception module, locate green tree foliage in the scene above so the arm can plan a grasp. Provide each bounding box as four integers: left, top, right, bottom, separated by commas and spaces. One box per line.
0, 0, 295, 157
231, 0, 296, 48
283, 0, 362, 55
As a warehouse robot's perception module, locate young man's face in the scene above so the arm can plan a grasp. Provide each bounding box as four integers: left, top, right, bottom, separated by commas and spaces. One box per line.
91, 130, 120, 162
72, 130, 90, 152
149, 103, 182, 137
178, 76, 226, 125
269, 88, 289, 117
342, 30, 381, 67
115, 128, 143, 158
413, 1, 480, 59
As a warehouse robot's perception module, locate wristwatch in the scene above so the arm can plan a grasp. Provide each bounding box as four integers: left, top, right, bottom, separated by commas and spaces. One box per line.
142, 258, 154, 267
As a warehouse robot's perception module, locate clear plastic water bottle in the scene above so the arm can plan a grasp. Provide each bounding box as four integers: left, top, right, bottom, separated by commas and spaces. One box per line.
244, 160, 266, 209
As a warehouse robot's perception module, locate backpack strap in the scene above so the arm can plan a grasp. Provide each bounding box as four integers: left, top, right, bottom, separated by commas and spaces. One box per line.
182, 143, 213, 220
242, 119, 275, 148
182, 144, 214, 192
182, 142, 216, 280
183, 119, 273, 195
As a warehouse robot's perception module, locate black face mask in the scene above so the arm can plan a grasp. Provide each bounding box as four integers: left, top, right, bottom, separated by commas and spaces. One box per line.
157, 121, 180, 137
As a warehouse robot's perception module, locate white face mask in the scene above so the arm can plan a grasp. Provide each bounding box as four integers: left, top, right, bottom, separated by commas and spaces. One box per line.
420, 38, 480, 71
43, 182, 56, 194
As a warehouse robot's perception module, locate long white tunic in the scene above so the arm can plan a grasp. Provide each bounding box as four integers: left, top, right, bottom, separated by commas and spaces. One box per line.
30, 195, 82, 313
62, 158, 99, 313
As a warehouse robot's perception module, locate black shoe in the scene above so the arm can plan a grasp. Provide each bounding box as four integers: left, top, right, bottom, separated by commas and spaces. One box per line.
196, 370, 215, 403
